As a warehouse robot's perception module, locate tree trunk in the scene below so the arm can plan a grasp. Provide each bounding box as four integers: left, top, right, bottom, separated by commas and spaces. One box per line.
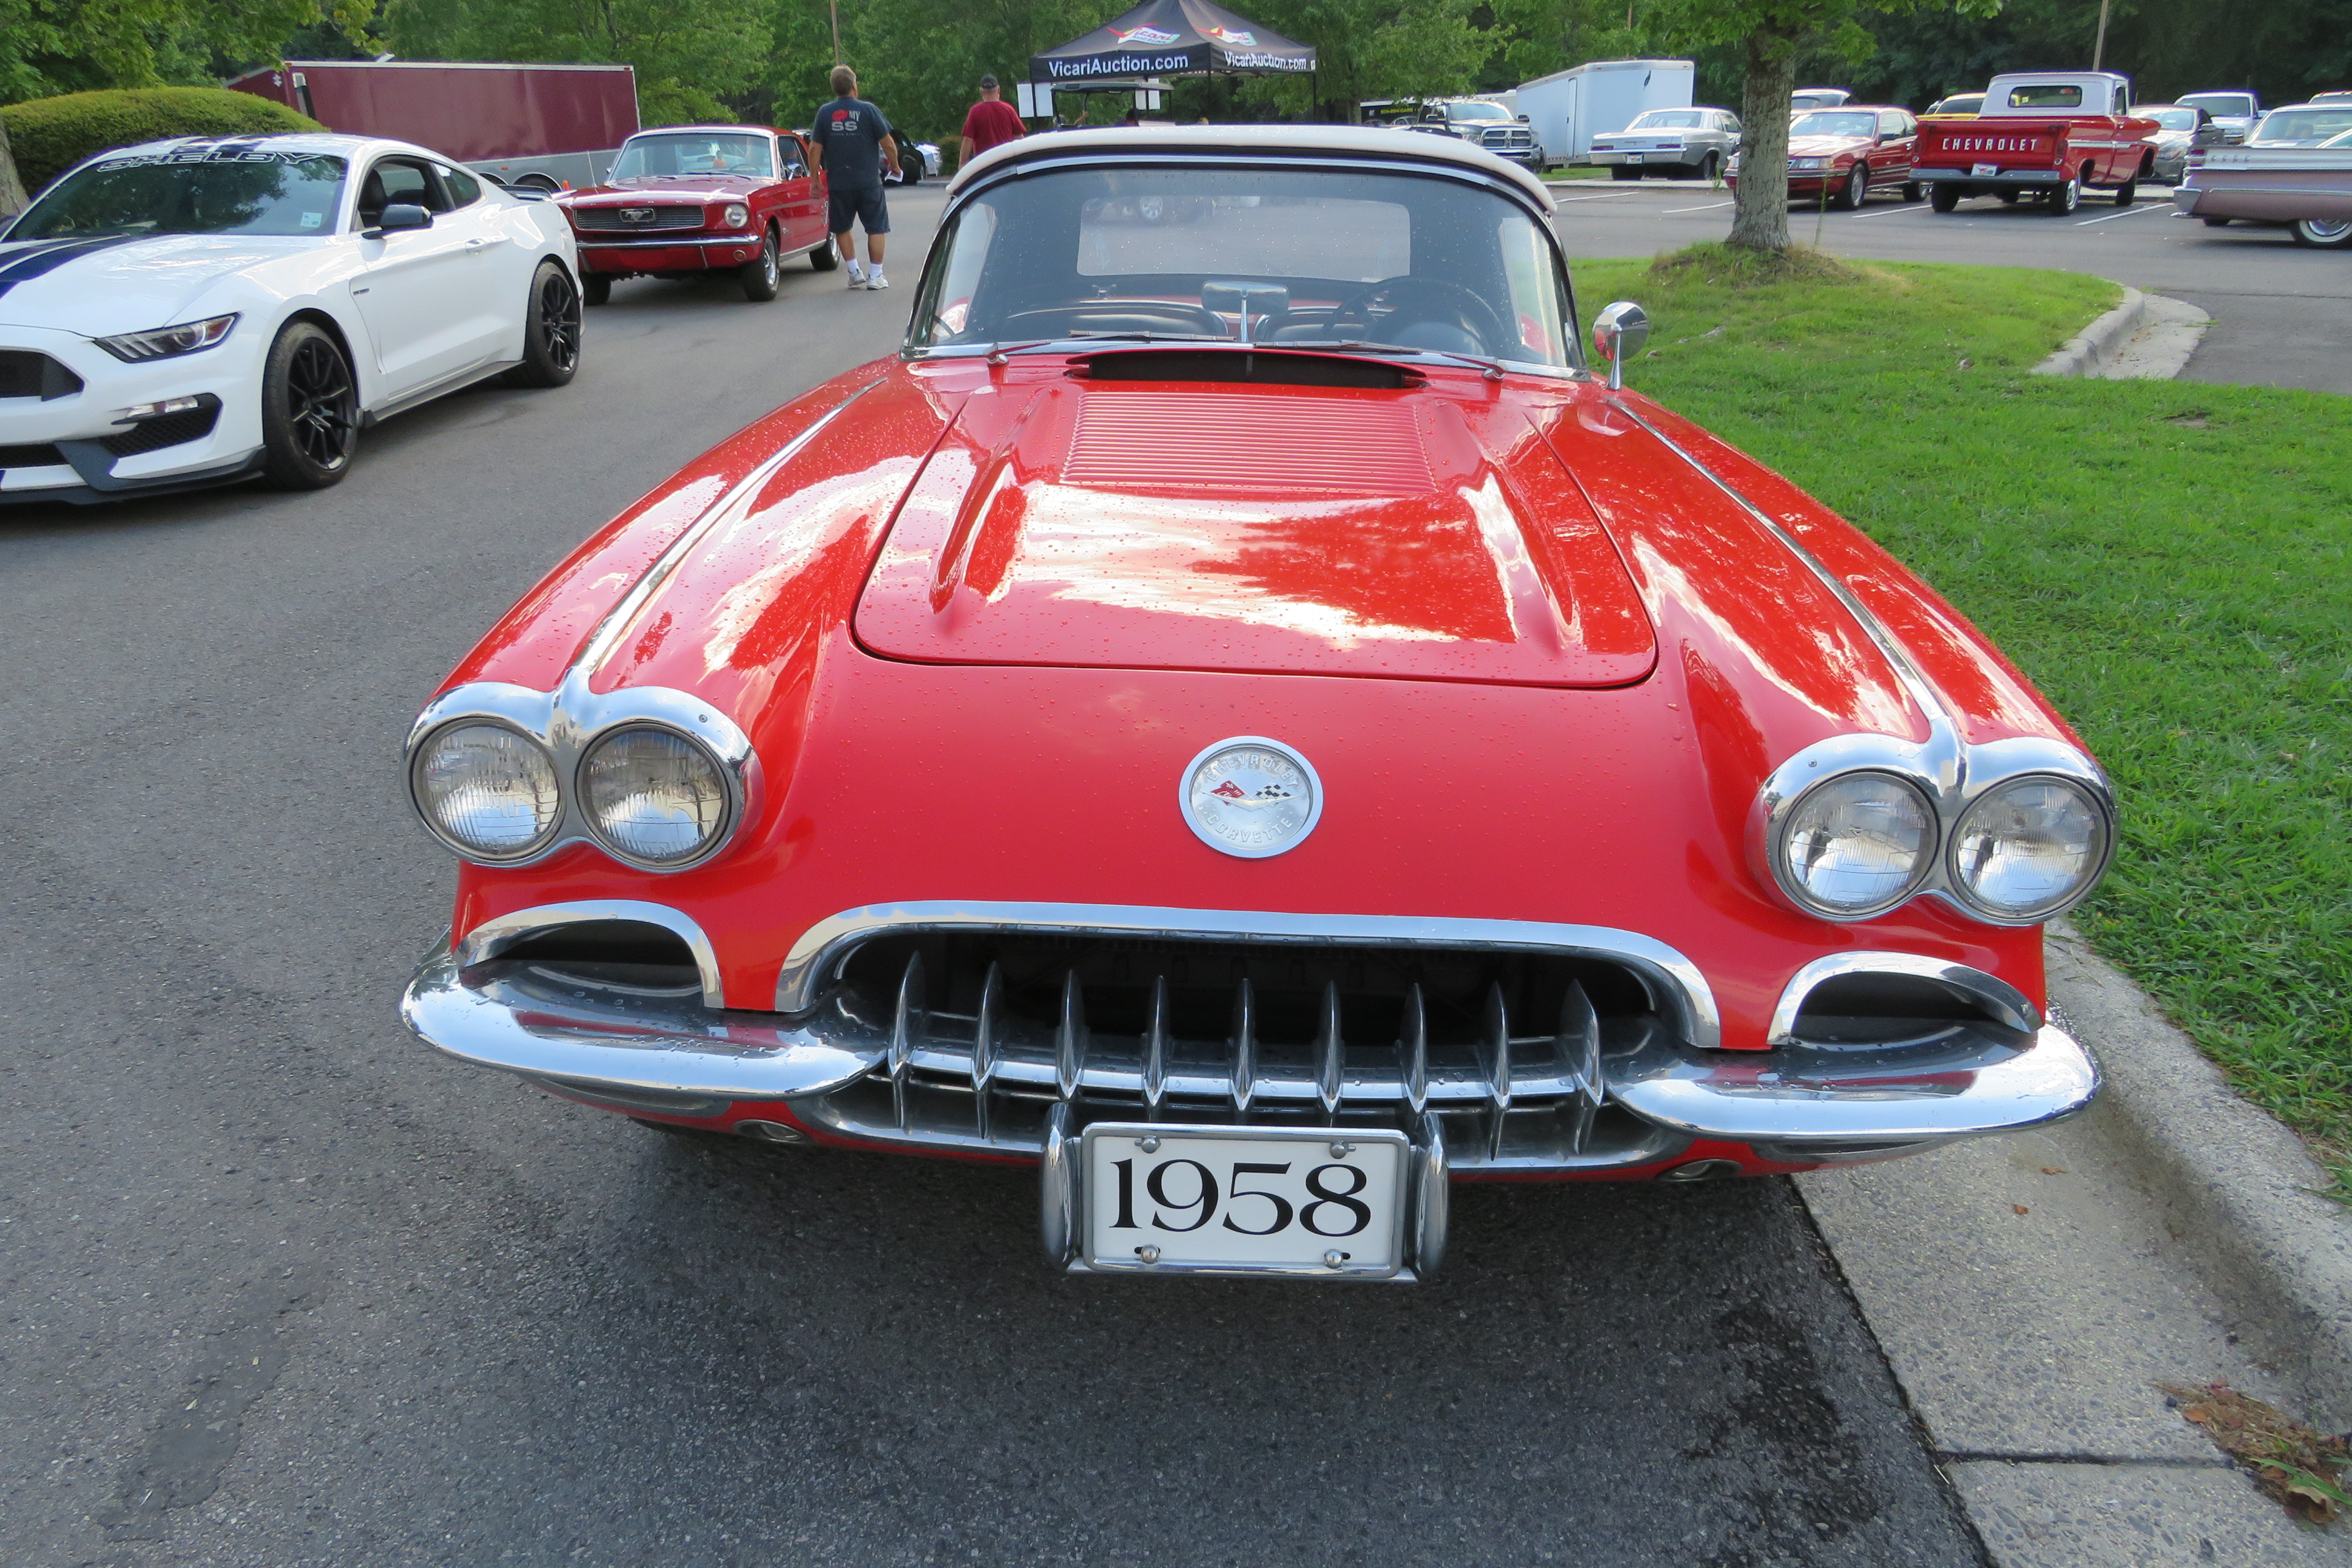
1725, 27, 1799, 253
0, 113, 29, 219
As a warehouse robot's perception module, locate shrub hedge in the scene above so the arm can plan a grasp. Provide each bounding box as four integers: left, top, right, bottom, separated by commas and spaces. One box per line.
1, 88, 322, 196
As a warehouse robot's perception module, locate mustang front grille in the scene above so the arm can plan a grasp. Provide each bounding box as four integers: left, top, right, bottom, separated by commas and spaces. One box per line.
0, 441, 66, 469
572, 205, 706, 232
101, 403, 221, 457
0, 349, 83, 401
819, 931, 1662, 1162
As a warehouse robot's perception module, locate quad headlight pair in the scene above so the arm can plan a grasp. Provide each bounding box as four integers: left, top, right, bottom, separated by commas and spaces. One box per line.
410, 710, 741, 870
1765, 756, 2112, 924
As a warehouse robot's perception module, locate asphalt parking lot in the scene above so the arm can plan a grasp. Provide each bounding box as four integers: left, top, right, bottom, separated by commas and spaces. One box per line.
1551, 176, 2352, 395
4, 170, 2335, 1567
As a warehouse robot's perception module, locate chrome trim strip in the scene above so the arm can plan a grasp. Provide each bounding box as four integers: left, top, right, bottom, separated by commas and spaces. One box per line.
454, 900, 726, 1008
772, 899, 1722, 1050
578, 236, 765, 250
1607, 398, 2116, 926
1767, 952, 2041, 1046
1609, 1023, 2098, 1143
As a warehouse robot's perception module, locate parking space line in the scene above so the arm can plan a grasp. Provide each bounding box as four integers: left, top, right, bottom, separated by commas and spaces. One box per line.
2075, 203, 2171, 226
1662, 200, 1733, 213
1852, 202, 1927, 218
1553, 191, 1640, 204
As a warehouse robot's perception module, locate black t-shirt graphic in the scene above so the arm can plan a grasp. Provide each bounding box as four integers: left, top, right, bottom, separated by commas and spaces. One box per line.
816, 97, 893, 190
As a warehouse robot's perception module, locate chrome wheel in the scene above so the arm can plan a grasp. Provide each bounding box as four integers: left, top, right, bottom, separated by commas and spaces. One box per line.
286, 337, 355, 471
2292, 217, 2352, 249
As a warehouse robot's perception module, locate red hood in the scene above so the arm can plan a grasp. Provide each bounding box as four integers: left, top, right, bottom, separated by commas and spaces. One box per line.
1787, 134, 1870, 157
849, 369, 1659, 688
563, 174, 769, 204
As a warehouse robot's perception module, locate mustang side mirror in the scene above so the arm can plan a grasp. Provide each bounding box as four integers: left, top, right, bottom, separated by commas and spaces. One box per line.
366, 203, 433, 238
1591, 300, 1650, 391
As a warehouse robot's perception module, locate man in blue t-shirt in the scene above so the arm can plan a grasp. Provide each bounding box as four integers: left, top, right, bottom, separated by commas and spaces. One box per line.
813, 64, 903, 290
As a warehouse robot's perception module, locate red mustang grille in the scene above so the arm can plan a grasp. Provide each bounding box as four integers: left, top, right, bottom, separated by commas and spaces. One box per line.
1062, 391, 1436, 495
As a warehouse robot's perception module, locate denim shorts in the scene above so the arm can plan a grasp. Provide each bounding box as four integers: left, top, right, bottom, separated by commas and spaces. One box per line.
827, 184, 890, 235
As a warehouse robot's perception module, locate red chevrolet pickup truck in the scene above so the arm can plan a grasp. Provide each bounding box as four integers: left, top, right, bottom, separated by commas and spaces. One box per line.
1914, 72, 2159, 214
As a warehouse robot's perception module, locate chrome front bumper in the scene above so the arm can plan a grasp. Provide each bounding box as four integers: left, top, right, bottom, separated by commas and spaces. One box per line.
402, 934, 2099, 1169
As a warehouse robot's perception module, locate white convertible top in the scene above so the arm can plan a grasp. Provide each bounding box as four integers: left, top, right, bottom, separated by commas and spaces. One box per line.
948, 123, 1555, 212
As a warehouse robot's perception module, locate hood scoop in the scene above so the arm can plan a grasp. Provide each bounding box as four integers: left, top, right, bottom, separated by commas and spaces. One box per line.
854, 380, 1656, 689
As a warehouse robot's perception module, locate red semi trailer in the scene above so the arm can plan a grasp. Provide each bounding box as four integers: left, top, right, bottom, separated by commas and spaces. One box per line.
227, 59, 640, 191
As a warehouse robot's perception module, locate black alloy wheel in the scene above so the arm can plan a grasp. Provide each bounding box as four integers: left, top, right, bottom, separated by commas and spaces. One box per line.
507, 260, 582, 387
259, 321, 358, 491
740, 227, 781, 302
1834, 161, 1868, 210
582, 273, 612, 306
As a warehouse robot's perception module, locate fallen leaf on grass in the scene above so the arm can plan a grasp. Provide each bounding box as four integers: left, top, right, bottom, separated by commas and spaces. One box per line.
2157, 1381, 2351, 1525
2012, 1204, 2029, 1215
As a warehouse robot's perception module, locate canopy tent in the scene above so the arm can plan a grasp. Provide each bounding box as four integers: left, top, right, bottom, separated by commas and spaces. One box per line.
1028, 0, 1315, 91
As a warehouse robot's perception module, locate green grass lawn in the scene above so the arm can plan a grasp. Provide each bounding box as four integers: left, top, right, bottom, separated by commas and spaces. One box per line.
1567, 250, 2352, 1196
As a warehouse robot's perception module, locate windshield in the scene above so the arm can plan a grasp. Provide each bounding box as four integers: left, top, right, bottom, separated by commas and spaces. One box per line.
1629, 110, 1704, 130
1930, 95, 1983, 113
2144, 106, 2199, 131
1790, 112, 1878, 138
12, 146, 348, 239
611, 133, 775, 180
2251, 107, 2352, 144
1446, 103, 1510, 121
2182, 93, 2255, 118
2328, 128, 2352, 148
910, 164, 1574, 368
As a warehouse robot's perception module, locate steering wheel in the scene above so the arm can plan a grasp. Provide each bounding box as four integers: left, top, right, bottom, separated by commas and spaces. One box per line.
1327, 275, 1512, 355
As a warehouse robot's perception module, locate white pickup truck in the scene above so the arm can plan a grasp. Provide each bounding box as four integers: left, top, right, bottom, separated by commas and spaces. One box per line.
2172, 129, 2352, 248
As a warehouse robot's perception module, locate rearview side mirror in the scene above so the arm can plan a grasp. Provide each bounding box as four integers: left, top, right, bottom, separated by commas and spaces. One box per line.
1591, 300, 1650, 391
365, 203, 433, 238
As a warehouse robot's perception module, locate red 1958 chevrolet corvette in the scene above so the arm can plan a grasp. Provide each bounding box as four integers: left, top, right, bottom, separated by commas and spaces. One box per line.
401, 126, 2113, 1282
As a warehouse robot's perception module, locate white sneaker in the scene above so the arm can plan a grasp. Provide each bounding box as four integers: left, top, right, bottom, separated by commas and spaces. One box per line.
845, 264, 865, 288
866, 272, 889, 290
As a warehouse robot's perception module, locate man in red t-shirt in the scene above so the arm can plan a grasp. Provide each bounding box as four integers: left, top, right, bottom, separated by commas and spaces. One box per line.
960, 74, 1026, 170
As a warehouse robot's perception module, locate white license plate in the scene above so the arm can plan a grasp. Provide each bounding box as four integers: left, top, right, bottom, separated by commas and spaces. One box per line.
1972, 161, 1999, 177
1625, 153, 1645, 163
1081, 1123, 1411, 1279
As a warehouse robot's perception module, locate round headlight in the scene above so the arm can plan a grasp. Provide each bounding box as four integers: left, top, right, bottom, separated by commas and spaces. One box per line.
580, 726, 731, 867
413, 723, 560, 859
722, 202, 750, 229
1774, 771, 1936, 917
1950, 776, 2109, 921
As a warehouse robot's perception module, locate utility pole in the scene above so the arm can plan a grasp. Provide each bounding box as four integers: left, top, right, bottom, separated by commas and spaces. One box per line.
2093, 0, 2112, 69
830, 0, 841, 63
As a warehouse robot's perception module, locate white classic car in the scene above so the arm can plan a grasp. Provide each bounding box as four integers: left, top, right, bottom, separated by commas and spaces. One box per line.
0, 133, 582, 504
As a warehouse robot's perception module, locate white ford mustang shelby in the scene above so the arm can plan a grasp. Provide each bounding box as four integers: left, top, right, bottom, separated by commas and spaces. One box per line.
0, 133, 582, 504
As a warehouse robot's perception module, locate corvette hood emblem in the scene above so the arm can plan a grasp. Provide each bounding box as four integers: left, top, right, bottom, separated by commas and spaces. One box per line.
1182, 738, 1321, 857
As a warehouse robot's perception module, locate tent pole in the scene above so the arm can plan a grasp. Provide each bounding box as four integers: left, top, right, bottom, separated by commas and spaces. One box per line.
829, 0, 841, 64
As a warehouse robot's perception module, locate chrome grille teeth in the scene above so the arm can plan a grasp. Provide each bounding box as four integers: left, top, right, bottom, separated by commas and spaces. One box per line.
1315, 980, 1345, 1116
889, 950, 925, 1133
1142, 975, 1170, 1117
1400, 983, 1429, 1115
972, 961, 1002, 1142
1055, 970, 1088, 1100
1230, 977, 1257, 1113
1482, 981, 1513, 1159
1562, 977, 1604, 1155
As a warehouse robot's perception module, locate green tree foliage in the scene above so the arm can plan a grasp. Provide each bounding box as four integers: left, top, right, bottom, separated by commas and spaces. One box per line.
0, 0, 376, 105
1, 86, 321, 191
386, 0, 770, 125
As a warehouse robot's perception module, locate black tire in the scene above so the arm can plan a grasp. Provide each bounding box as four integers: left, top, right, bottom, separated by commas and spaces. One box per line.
506, 260, 582, 387
1997, 190, 2020, 204
1930, 184, 1961, 213
1611, 166, 1642, 181
2202, 216, 2231, 228
808, 237, 839, 271
2291, 217, 2352, 249
1903, 181, 1922, 202
582, 273, 612, 306
1833, 161, 1868, 210
2048, 177, 2080, 215
2112, 175, 2137, 207
738, 226, 780, 302
1700, 151, 1721, 183
258, 321, 358, 491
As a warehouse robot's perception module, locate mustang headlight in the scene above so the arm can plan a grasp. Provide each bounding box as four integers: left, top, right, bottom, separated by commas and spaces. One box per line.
413, 723, 562, 859
580, 726, 731, 867
93, 313, 240, 363
721, 202, 750, 229
1774, 772, 1936, 917
1950, 776, 2109, 920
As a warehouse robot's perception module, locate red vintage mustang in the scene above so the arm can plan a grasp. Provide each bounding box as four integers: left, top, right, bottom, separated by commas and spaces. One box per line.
556, 124, 834, 304
402, 127, 2112, 1282
1728, 105, 1925, 207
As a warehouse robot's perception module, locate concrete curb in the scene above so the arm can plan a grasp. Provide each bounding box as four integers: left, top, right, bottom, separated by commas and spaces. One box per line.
2046, 927, 2352, 1429
2031, 285, 2146, 377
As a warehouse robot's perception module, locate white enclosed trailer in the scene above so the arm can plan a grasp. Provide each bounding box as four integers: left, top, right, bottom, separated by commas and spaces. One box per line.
1516, 59, 1696, 166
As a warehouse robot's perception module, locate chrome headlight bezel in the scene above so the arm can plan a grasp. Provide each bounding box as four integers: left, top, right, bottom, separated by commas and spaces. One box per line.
93, 313, 240, 363
408, 718, 565, 863
575, 722, 740, 871
1767, 767, 1939, 919
1945, 772, 2115, 923
403, 680, 759, 873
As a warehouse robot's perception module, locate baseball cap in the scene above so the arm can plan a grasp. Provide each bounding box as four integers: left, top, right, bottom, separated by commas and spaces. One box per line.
980, 74, 999, 89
